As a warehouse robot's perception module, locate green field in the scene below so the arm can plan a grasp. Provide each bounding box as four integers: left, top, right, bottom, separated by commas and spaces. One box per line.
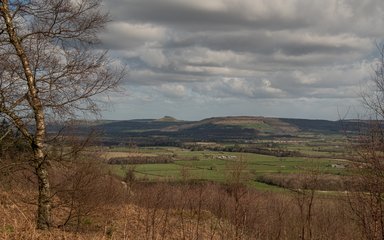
107, 145, 349, 190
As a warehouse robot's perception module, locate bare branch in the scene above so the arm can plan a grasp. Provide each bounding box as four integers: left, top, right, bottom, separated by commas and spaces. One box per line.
0, 0, 124, 230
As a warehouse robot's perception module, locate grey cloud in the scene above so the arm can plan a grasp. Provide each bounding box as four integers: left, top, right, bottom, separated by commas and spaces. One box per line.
105, 0, 312, 32
105, 0, 384, 36
100, 0, 384, 120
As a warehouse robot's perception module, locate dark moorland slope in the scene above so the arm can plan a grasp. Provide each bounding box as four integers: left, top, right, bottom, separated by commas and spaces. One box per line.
56, 116, 364, 146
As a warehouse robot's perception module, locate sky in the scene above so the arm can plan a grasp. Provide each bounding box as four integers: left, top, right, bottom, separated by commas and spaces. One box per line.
99, 0, 384, 121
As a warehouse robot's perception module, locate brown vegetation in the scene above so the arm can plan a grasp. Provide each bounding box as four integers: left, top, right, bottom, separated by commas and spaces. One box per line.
257, 173, 355, 191
0, 176, 363, 239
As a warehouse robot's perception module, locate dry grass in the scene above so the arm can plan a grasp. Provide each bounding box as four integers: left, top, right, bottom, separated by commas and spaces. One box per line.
0, 189, 232, 240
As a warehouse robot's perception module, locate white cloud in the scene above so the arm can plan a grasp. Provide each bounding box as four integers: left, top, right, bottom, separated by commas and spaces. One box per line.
166, 0, 228, 12
262, 79, 283, 94
138, 46, 168, 68
159, 83, 188, 98
100, 22, 166, 50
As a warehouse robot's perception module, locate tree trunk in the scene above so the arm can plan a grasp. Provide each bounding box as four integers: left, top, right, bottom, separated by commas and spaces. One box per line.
1, 0, 51, 229
34, 149, 51, 230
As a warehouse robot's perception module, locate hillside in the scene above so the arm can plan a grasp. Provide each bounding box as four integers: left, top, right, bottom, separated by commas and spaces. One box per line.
77, 116, 362, 146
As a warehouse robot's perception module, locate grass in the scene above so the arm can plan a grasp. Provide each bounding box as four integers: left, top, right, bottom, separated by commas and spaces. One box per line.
238, 122, 275, 132
108, 146, 349, 190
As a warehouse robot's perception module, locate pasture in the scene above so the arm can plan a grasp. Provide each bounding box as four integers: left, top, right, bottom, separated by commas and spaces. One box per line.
104, 144, 350, 190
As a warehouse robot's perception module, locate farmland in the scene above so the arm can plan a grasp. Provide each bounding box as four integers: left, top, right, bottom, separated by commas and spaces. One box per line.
71, 116, 358, 192
39, 115, 364, 196
1, 115, 377, 239
103, 138, 351, 191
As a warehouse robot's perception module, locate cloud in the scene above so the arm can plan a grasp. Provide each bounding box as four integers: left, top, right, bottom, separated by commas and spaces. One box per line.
159, 83, 188, 98
100, 0, 384, 120
100, 22, 167, 50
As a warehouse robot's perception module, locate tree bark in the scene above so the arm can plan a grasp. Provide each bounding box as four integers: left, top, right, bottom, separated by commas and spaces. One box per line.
35, 149, 51, 230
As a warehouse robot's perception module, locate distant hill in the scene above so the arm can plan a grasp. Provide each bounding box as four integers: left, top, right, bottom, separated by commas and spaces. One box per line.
161, 116, 298, 134
279, 118, 361, 133
155, 116, 180, 122
76, 116, 363, 145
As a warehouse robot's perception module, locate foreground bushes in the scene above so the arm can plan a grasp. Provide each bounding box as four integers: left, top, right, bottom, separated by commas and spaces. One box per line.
0, 166, 370, 239
256, 173, 357, 191
126, 182, 359, 240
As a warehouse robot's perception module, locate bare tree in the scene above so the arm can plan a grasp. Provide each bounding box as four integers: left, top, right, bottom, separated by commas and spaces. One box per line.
347, 121, 384, 240
362, 45, 384, 119
347, 44, 384, 239
290, 171, 319, 240
0, 0, 123, 229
